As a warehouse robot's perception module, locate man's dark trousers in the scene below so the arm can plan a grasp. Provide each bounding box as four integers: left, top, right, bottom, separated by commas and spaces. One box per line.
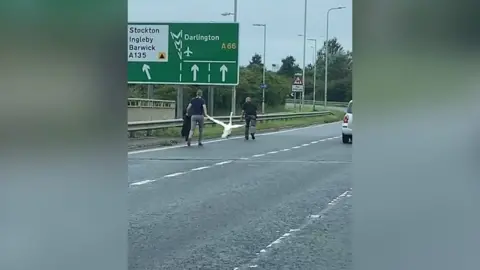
244, 115, 256, 139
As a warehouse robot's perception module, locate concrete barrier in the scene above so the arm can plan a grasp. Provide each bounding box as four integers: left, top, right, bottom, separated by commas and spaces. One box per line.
128, 98, 175, 122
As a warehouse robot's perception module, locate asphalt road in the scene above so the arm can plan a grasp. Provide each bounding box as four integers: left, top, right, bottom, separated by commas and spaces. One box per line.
128, 122, 352, 270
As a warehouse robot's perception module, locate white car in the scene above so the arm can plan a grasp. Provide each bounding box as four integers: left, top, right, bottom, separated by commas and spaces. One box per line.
342, 100, 353, 144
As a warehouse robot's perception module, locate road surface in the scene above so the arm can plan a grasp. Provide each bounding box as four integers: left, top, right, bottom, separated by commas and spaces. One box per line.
128, 122, 352, 270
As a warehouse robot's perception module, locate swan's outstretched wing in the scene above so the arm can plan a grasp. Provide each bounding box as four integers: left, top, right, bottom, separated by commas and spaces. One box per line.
231, 124, 244, 129
207, 115, 227, 127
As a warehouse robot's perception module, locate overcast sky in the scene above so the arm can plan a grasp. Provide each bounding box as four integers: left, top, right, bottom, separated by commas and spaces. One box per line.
128, 0, 352, 68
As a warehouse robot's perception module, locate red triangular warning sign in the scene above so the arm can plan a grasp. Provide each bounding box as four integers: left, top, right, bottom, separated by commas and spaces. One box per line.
293, 76, 302, 85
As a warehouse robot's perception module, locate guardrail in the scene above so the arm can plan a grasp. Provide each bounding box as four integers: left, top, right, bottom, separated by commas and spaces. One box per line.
128, 111, 332, 137
285, 99, 348, 106
128, 98, 176, 108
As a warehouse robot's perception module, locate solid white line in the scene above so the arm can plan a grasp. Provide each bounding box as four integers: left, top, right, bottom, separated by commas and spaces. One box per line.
128, 122, 340, 155
267, 151, 278, 154
280, 148, 290, 152
252, 154, 265, 157
302, 143, 310, 147
292, 146, 301, 149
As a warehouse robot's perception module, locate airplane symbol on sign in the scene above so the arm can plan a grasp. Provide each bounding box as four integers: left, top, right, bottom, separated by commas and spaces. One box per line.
184, 47, 193, 57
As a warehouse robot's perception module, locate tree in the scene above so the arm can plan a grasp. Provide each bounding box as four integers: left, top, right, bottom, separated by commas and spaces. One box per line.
319, 37, 345, 57
247, 53, 264, 75
313, 38, 352, 102
248, 53, 263, 68
277, 56, 301, 78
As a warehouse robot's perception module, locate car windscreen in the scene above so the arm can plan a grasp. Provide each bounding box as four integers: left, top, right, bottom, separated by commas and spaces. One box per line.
347, 102, 352, 113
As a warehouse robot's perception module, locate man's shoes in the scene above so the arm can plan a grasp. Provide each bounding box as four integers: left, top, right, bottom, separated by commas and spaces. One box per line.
244, 136, 249, 140
251, 133, 255, 140
198, 142, 203, 147
187, 140, 191, 147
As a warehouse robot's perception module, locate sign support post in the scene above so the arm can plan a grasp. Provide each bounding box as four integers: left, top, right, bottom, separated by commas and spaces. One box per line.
176, 86, 183, 119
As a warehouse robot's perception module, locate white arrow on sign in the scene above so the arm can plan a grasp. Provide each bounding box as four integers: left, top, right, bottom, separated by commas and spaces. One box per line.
142, 64, 151, 80
220, 65, 228, 82
191, 64, 199, 81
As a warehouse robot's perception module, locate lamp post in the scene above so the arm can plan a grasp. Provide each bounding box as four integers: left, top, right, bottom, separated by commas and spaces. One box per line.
300, 0, 308, 111
324, 6, 345, 109
310, 41, 317, 111
298, 34, 318, 111
221, 0, 238, 114
253, 23, 267, 114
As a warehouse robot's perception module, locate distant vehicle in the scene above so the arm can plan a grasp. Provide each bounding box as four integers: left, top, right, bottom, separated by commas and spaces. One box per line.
342, 100, 353, 144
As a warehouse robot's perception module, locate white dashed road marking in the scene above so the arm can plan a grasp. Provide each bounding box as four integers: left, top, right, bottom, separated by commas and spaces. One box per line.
129, 180, 155, 186
234, 189, 352, 270
191, 166, 210, 171
164, 172, 185, 178
129, 136, 341, 187
215, 160, 233, 166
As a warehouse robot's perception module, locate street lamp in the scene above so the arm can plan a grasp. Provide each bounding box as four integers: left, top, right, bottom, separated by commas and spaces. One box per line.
221, 0, 238, 114
301, 0, 308, 111
298, 34, 318, 111
324, 6, 345, 109
253, 23, 267, 114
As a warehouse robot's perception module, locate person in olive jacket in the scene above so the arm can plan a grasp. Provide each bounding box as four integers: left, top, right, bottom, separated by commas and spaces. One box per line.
241, 97, 258, 140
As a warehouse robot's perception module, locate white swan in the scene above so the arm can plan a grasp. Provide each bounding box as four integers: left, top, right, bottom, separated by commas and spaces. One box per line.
207, 112, 245, 138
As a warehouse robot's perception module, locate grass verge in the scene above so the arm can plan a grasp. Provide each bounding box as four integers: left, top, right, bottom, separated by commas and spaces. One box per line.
141, 110, 344, 145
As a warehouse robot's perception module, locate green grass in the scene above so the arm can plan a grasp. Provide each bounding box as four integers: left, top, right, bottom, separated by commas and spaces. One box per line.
152, 110, 344, 140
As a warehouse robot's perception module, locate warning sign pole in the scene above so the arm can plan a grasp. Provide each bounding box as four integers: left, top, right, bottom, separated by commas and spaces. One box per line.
293, 91, 297, 111
291, 73, 304, 112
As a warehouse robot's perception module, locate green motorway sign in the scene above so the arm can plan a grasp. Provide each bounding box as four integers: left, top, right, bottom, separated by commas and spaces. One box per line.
128, 22, 239, 86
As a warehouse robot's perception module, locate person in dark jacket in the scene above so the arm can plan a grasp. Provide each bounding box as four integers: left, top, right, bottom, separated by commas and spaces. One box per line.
185, 89, 208, 146
180, 108, 191, 142
241, 97, 258, 140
